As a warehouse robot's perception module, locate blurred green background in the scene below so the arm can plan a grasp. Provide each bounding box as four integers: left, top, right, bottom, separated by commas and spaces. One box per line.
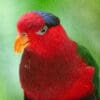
0, 0, 100, 100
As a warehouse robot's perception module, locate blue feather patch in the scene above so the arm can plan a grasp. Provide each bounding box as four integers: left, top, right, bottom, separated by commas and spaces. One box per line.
32, 11, 60, 27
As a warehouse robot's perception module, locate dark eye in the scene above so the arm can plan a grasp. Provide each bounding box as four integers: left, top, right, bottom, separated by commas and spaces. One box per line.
36, 25, 48, 35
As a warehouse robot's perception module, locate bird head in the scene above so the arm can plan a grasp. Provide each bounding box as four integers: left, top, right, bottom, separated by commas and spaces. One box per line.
14, 11, 66, 55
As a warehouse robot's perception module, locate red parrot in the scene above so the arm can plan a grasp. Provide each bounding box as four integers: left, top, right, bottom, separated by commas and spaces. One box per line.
14, 11, 99, 100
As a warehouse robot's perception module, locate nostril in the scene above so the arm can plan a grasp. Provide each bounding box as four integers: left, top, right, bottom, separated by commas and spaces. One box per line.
22, 33, 27, 37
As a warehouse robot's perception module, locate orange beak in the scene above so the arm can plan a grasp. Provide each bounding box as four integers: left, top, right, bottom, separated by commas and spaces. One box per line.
14, 35, 29, 53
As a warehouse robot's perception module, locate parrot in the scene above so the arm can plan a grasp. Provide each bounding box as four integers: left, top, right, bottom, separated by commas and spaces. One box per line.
14, 11, 99, 100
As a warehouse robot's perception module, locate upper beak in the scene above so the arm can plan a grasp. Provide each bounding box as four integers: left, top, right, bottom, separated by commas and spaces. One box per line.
14, 35, 29, 53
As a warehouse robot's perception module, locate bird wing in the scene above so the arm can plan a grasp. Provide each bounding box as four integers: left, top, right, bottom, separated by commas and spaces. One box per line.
77, 43, 99, 99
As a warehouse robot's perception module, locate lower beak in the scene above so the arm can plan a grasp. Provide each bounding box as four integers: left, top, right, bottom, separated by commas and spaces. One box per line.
14, 35, 29, 53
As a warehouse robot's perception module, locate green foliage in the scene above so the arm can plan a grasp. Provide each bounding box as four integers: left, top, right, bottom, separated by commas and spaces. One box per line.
0, 0, 100, 100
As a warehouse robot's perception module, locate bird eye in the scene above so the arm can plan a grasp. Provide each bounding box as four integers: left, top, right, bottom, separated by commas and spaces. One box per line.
36, 25, 48, 35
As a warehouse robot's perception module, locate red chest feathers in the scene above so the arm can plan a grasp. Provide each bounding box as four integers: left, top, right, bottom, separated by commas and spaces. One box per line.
20, 50, 73, 89
19, 49, 94, 100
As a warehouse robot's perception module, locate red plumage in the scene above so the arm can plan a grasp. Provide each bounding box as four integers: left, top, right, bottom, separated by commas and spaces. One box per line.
17, 12, 45, 34
16, 12, 94, 100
